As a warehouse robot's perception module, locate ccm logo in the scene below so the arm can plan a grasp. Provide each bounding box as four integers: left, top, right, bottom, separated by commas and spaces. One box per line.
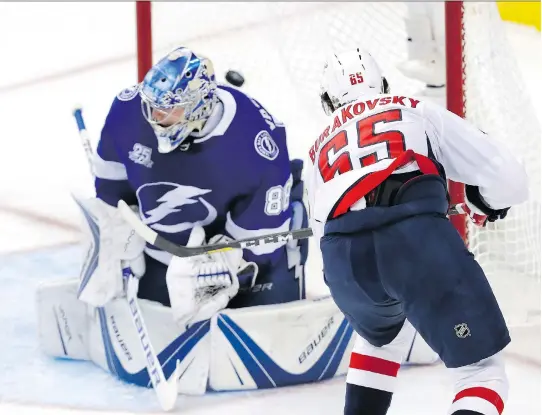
242, 234, 292, 248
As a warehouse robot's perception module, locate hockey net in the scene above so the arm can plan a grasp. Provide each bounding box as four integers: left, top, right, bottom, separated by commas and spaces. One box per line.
139, 2, 540, 356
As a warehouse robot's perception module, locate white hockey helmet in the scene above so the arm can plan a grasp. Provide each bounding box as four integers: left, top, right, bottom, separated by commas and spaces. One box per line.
320, 48, 389, 115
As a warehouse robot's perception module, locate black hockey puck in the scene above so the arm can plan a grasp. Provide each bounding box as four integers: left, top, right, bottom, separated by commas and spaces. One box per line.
225, 70, 245, 87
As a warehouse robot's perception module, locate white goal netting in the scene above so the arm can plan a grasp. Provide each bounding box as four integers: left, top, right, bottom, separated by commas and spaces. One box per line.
461, 4, 540, 330
148, 2, 540, 333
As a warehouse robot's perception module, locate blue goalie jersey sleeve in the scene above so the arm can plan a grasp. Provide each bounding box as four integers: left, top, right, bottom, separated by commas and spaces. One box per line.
93, 86, 140, 207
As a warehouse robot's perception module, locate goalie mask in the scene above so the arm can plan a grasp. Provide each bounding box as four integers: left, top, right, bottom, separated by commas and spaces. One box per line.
320, 48, 390, 116
139, 47, 218, 153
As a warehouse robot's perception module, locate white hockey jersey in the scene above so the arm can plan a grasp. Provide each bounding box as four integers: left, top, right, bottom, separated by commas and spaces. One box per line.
305, 94, 529, 241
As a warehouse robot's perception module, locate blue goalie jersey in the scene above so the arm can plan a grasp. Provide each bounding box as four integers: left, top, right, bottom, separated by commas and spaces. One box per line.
93, 84, 306, 307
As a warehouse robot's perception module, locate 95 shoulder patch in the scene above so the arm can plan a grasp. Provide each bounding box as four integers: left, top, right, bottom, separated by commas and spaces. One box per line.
254, 130, 279, 161
117, 85, 140, 101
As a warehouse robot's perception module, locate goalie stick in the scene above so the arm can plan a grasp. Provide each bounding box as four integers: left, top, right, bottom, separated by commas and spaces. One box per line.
72, 106, 181, 412
118, 199, 464, 258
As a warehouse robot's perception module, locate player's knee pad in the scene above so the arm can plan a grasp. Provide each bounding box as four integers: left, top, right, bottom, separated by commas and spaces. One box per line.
36, 278, 90, 360
347, 320, 416, 393
448, 352, 508, 415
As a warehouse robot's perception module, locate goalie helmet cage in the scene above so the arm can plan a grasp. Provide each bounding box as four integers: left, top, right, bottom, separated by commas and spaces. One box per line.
135, 1, 540, 356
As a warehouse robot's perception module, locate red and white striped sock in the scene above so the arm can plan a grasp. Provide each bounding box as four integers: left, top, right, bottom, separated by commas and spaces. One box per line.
345, 352, 401, 415
448, 352, 508, 415
449, 387, 505, 415
343, 321, 418, 415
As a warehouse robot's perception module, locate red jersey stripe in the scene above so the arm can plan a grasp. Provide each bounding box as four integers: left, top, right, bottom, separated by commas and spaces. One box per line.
330, 150, 439, 219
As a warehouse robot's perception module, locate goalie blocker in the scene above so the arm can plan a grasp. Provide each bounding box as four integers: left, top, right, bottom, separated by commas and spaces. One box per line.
36, 279, 438, 393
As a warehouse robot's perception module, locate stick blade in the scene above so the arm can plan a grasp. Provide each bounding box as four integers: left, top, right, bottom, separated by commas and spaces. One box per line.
155, 360, 182, 411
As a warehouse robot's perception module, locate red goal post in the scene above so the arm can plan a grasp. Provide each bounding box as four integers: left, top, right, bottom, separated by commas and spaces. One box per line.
136, 1, 152, 83
445, 1, 467, 242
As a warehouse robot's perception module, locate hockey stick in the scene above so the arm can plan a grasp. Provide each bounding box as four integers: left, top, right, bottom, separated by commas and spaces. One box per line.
123, 267, 180, 411
73, 107, 180, 412
118, 199, 464, 258
72, 106, 95, 175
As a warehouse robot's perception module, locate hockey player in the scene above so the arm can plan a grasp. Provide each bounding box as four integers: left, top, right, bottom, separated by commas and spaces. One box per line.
306, 48, 528, 414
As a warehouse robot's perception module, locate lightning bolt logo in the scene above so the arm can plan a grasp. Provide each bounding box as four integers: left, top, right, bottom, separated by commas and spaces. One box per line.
136, 182, 218, 234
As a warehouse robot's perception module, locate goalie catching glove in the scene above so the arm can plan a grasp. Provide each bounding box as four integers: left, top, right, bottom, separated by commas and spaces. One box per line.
76, 197, 146, 307
166, 225, 258, 328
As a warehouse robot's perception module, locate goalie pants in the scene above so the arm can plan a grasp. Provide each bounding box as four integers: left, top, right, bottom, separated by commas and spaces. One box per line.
320, 175, 510, 368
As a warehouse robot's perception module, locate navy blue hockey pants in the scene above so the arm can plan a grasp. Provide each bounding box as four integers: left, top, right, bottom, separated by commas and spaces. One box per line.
320, 176, 510, 368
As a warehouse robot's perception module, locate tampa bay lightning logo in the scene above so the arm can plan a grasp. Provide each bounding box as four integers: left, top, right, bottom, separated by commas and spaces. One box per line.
136, 182, 217, 233
254, 130, 279, 161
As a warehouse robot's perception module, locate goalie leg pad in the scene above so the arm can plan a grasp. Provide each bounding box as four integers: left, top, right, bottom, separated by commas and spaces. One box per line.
37, 278, 211, 395
209, 297, 355, 391
36, 278, 90, 360
86, 296, 211, 395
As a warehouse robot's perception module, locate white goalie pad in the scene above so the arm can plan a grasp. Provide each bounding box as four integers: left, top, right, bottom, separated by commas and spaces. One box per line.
36, 278, 90, 361
87, 295, 211, 395
209, 297, 354, 390
36, 278, 211, 395
37, 279, 437, 394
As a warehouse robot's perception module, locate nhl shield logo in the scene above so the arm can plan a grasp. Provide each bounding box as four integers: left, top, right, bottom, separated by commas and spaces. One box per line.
454, 323, 471, 338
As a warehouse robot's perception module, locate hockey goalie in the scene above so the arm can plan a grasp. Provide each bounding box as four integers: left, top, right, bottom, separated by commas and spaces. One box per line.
35, 46, 438, 398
